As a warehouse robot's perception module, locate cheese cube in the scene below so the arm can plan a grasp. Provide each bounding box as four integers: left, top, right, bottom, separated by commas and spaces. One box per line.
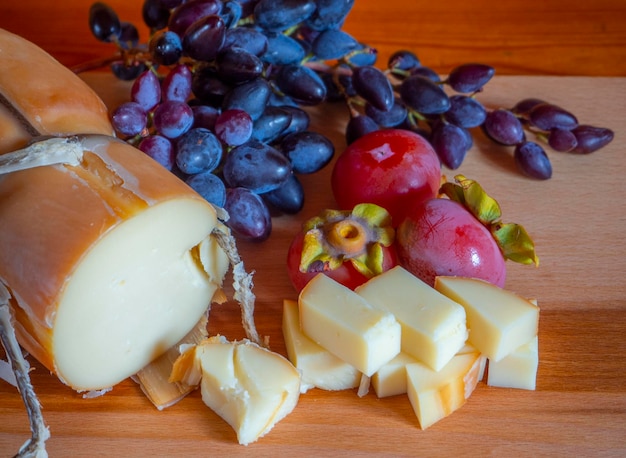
282, 299, 361, 393
298, 274, 401, 377
434, 276, 539, 362
371, 352, 419, 398
458, 343, 487, 382
406, 351, 484, 430
356, 266, 468, 371
487, 336, 538, 390
171, 337, 300, 445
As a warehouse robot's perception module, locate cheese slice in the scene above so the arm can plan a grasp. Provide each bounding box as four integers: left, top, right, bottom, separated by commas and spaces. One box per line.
356, 266, 467, 371
298, 274, 401, 377
282, 299, 360, 393
172, 336, 301, 446
434, 276, 539, 362
487, 336, 538, 390
406, 350, 484, 430
371, 352, 419, 398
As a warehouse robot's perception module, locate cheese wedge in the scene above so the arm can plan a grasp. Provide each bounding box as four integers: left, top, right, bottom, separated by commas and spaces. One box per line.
487, 336, 538, 390
0, 29, 230, 391
371, 352, 419, 398
282, 299, 361, 393
356, 266, 467, 371
434, 276, 539, 362
406, 350, 484, 430
171, 336, 301, 446
298, 274, 401, 377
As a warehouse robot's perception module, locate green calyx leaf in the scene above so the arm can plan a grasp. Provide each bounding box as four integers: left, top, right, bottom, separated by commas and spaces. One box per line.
441, 174, 539, 267
299, 203, 395, 277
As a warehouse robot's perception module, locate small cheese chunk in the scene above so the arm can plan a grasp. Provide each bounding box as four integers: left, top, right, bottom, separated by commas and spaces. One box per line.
487, 336, 539, 390
356, 266, 468, 371
434, 276, 539, 362
298, 274, 401, 377
406, 351, 484, 430
172, 336, 301, 445
282, 300, 361, 393
371, 352, 419, 398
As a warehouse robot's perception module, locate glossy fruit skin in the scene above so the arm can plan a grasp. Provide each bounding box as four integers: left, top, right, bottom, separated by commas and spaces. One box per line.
331, 129, 441, 226
396, 198, 506, 287
286, 231, 398, 292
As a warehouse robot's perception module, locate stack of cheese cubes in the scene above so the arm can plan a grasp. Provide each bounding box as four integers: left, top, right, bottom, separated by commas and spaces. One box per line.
283, 266, 540, 429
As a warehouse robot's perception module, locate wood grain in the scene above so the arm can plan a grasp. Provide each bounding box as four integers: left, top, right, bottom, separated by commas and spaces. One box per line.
1, 72, 625, 456
0, 0, 625, 76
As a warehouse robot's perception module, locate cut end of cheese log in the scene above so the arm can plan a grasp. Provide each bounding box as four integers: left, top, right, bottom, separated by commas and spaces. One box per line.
487, 336, 539, 390
434, 276, 539, 362
282, 299, 361, 393
356, 266, 468, 372
298, 274, 401, 377
172, 336, 301, 446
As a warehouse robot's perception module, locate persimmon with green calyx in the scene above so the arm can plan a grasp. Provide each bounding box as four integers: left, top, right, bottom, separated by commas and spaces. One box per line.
396, 175, 539, 287
287, 203, 398, 292
331, 129, 442, 226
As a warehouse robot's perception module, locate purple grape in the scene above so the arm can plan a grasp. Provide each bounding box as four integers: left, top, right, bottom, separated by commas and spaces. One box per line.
131, 70, 161, 111
216, 46, 264, 83
444, 94, 487, 128
279, 106, 310, 137
399, 75, 450, 114
409, 66, 441, 82
89, 2, 121, 42
351, 65, 394, 112
262, 173, 305, 214
138, 135, 175, 170
529, 103, 578, 131
364, 99, 407, 128
111, 61, 147, 81
251, 106, 292, 143
274, 65, 327, 105
570, 125, 614, 154
253, 0, 317, 33
345, 114, 379, 144
161, 64, 193, 103
344, 45, 378, 67
149, 30, 183, 66
168, 0, 223, 36
153, 100, 194, 139
447, 63, 495, 93
224, 187, 272, 241
305, 0, 354, 31
548, 128, 578, 152
511, 98, 546, 115
221, 0, 243, 27
278, 131, 335, 174
142, 0, 170, 30
175, 127, 223, 174
261, 32, 306, 65
388, 50, 420, 72
182, 15, 226, 62
311, 29, 360, 60
192, 65, 231, 106
185, 171, 227, 207
224, 27, 269, 56
514, 141, 552, 180
222, 77, 271, 120
191, 104, 220, 130
430, 122, 470, 170
110, 101, 147, 137
118, 21, 140, 50
223, 140, 292, 193
214, 109, 253, 146
483, 109, 525, 145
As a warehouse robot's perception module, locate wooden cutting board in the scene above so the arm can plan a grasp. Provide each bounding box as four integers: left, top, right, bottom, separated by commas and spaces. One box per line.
1, 74, 625, 456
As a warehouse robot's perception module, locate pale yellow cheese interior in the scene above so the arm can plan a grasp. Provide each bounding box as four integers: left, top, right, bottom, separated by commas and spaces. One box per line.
487, 336, 539, 390
53, 198, 228, 390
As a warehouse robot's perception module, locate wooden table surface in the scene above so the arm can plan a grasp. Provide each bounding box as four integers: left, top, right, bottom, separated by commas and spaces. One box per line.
1, 2, 626, 457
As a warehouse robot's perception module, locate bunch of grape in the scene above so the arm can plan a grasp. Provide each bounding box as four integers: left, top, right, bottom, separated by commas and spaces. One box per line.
87, 0, 613, 241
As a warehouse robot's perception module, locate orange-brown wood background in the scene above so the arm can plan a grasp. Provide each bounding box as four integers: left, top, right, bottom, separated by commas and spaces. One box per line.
0, 0, 625, 76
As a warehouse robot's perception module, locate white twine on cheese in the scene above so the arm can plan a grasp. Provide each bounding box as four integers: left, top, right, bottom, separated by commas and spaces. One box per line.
0, 136, 83, 175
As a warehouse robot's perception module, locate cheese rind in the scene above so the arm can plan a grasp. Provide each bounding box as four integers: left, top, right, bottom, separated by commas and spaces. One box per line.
434, 276, 539, 362
487, 336, 538, 390
298, 274, 401, 377
282, 300, 360, 393
406, 351, 484, 430
177, 337, 301, 446
356, 266, 467, 371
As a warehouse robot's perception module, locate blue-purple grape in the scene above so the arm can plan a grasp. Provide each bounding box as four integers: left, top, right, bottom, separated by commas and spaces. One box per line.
224, 187, 272, 242
222, 77, 271, 120
409, 66, 441, 82
149, 30, 183, 66
220, 0, 243, 28
278, 131, 335, 174
223, 139, 292, 193
175, 127, 223, 174
446, 63, 495, 93
153, 100, 194, 139
570, 125, 614, 154
274, 65, 327, 105
161, 64, 192, 102
251, 106, 293, 143
279, 105, 311, 136
364, 99, 407, 128
388, 50, 420, 72
214, 109, 253, 146
192, 65, 231, 106
511, 98, 546, 115
253, 0, 317, 33
131, 70, 161, 111
483, 109, 525, 145
262, 173, 305, 214
305, 0, 354, 31
182, 14, 226, 62
224, 27, 269, 56
548, 128, 578, 152
111, 101, 147, 137
261, 32, 306, 65
351, 65, 394, 112
345, 114, 379, 144
444, 94, 487, 128
118, 21, 140, 50
514, 141, 552, 180
528, 103, 578, 131
430, 122, 471, 170
111, 61, 147, 81
138, 134, 175, 170
142, 0, 170, 31
168, 0, 222, 36
216, 46, 264, 83
185, 171, 227, 207
311, 29, 360, 60
399, 75, 450, 114
191, 104, 220, 130
89, 2, 121, 42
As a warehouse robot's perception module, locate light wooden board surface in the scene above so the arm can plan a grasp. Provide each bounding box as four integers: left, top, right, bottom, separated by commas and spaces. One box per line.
1, 73, 626, 456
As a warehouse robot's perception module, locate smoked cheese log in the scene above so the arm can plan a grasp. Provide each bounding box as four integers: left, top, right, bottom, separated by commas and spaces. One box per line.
0, 28, 230, 392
